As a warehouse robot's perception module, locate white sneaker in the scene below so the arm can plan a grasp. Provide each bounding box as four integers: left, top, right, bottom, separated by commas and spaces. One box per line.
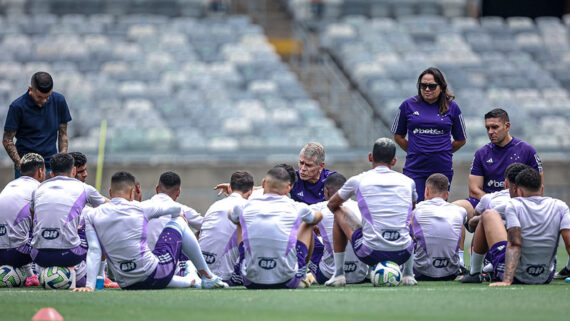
201, 274, 229, 289
325, 275, 346, 287
401, 275, 417, 286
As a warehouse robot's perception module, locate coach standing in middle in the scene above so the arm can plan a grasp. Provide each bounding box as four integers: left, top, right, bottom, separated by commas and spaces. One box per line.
392, 67, 467, 202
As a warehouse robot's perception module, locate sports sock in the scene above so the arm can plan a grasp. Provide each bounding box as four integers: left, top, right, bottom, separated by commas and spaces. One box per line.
470, 252, 484, 274
22, 263, 34, 278
97, 260, 106, 278
458, 249, 465, 267
333, 252, 345, 277
167, 275, 199, 288
402, 255, 414, 277
167, 217, 214, 277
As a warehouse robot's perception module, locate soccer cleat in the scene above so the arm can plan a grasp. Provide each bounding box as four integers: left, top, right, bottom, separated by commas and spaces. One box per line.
401, 275, 417, 286
103, 277, 120, 288
324, 275, 346, 287
554, 266, 570, 280
201, 274, 229, 289
24, 275, 40, 287
460, 272, 483, 283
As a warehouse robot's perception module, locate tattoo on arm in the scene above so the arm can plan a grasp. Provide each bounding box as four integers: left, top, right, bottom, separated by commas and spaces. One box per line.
502, 227, 522, 284
2, 130, 20, 166
58, 123, 68, 153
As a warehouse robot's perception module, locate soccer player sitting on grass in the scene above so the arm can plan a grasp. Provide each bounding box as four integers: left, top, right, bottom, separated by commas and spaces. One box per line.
144, 171, 203, 282
462, 168, 570, 285
199, 171, 254, 286
309, 173, 369, 284
74, 172, 228, 291
325, 138, 418, 287
229, 166, 322, 289
465, 163, 529, 234
0, 153, 46, 286
410, 173, 466, 281
31, 153, 107, 287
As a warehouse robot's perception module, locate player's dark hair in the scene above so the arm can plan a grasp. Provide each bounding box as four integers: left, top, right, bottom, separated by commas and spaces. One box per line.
20, 153, 45, 176
416, 67, 454, 114
276, 163, 297, 185
515, 168, 541, 192
267, 166, 290, 183
484, 108, 510, 123
111, 171, 136, 191
324, 173, 346, 194
372, 137, 396, 164
69, 152, 87, 168
426, 173, 449, 194
159, 171, 181, 189
31, 72, 53, 94
505, 163, 530, 184
230, 171, 254, 193
50, 153, 74, 176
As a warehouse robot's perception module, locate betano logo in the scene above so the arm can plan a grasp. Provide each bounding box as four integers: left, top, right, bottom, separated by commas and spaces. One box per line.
413, 128, 445, 135
487, 180, 504, 188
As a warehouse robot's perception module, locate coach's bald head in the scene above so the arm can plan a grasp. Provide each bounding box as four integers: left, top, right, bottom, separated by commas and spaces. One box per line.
110, 171, 136, 201
262, 166, 291, 195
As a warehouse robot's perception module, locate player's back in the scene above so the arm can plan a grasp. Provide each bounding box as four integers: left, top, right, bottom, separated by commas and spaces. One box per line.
476, 189, 510, 221
506, 196, 570, 284
32, 176, 96, 249
0, 177, 39, 249
411, 198, 466, 278
144, 194, 202, 250
85, 198, 160, 287
313, 199, 369, 283
240, 193, 303, 284
199, 193, 246, 280
345, 167, 415, 251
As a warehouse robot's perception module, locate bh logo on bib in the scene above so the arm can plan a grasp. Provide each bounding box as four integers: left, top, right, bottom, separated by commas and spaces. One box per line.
41, 228, 60, 240
0, 224, 6, 236
382, 230, 400, 241
344, 262, 358, 273
258, 257, 277, 270
526, 265, 545, 277
202, 252, 216, 264
120, 261, 137, 272
432, 257, 450, 268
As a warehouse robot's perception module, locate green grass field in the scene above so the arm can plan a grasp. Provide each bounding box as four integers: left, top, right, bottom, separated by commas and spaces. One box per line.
2, 240, 569, 321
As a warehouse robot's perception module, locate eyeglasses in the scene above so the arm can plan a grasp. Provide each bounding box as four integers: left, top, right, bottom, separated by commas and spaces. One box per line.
419, 83, 439, 90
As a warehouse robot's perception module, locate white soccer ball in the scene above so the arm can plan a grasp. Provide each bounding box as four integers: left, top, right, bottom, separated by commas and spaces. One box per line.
40, 266, 73, 290
370, 261, 401, 287
0, 265, 26, 287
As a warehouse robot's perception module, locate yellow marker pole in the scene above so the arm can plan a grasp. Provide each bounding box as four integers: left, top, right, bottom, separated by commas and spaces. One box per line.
95, 120, 107, 192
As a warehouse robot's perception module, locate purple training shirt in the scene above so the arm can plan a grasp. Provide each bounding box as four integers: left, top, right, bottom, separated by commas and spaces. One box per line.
470, 137, 543, 194
290, 168, 336, 205
391, 96, 466, 176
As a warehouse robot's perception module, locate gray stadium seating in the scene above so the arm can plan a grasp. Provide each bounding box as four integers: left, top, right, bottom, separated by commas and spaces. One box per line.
0, 14, 349, 157
319, 15, 570, 152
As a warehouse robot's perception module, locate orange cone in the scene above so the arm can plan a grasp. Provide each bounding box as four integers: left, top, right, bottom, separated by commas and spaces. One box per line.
31, 308, 64, 321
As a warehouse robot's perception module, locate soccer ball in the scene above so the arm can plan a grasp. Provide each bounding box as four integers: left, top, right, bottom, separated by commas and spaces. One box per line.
40, 266, 74, 290
0, 265, 26, 287
370, 261, 401, 287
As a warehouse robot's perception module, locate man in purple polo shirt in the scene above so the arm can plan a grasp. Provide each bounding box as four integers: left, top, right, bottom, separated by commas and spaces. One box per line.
465, 108, 543, 208
215, 142, 336, 205
3, 72, 72, 178
290, 142, 336, 205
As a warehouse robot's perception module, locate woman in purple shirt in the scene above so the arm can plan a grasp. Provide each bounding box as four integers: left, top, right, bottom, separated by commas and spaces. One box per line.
391, 67, 467, 202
